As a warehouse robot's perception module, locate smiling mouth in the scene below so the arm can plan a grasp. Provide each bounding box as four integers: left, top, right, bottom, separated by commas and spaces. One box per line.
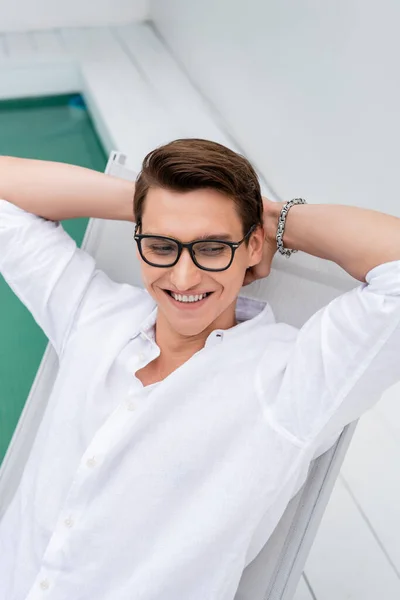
163, 290, 214, 304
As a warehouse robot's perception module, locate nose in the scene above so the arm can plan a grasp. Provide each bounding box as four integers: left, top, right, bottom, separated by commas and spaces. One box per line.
169, 247, 202, 290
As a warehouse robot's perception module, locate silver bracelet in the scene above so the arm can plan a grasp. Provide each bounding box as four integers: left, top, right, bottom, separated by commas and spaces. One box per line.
276, 198, 307, 258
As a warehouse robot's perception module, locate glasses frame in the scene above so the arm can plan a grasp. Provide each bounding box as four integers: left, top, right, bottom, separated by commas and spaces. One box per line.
133, 223, 257, 272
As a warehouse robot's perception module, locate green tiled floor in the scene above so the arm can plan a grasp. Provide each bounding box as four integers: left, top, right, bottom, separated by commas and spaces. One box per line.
0, 94, 107, 464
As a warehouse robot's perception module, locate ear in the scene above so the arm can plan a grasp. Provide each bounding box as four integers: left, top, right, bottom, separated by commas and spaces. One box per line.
248, 225, 265, 267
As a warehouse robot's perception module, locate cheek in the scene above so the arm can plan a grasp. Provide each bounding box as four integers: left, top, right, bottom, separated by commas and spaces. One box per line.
136, 250, 158, 278
218, 263, 247, 291
139, 263, 162, 291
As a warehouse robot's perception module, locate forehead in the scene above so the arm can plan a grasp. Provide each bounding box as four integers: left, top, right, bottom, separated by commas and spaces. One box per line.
141, 187, 243, 240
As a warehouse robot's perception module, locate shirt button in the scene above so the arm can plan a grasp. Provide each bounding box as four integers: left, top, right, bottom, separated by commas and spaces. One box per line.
127, 401, 136, 411
138, 352, 145, 361
64, 517, 74, 528
86, 457, 97, 468
39, 579, 50, 590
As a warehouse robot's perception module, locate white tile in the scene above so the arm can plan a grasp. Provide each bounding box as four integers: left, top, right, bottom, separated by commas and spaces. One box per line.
3, 32, 34, 60
115, 23, 254, 150
0, 35, 8, 60
375, 381, 400, 444
304, 477, 400, 600
59, 27, 119, 61
31, 30, 66, 57
339, 404, 400, 574
293, 575, 315, 600
114, 23, 273, 195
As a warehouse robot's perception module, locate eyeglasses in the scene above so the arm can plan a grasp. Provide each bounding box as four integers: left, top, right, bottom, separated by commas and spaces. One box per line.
133, 224, 257, 272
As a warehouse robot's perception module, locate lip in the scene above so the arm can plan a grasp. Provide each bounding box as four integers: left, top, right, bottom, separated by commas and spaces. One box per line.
163, 289, 213, 295
163, 289, 213, 310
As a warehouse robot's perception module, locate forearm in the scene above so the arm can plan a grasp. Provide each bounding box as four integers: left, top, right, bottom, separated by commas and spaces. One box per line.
264, 200, 400, 282
0, 156, 135, 222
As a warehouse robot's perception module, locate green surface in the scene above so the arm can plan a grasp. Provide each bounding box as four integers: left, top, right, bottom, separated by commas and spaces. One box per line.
0, 94, 107, 464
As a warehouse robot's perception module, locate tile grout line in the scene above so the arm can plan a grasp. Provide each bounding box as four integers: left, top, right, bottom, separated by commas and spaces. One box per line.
339, 473, 400, 580
302, 571, 318, 600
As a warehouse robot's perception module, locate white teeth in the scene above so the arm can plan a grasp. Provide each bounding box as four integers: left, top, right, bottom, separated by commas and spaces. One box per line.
171, 292, 207, 303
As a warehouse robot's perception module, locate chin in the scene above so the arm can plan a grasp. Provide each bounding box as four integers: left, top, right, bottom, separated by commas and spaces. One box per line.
168, 319, 211, 338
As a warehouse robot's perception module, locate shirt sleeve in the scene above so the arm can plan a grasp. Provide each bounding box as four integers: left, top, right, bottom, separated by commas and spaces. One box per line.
258, 259, 400, 451
0, 198, 97, 359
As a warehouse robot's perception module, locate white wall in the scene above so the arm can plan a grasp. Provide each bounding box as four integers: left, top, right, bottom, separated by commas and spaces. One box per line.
151, 0, 400, 216
0, 0, 148, 32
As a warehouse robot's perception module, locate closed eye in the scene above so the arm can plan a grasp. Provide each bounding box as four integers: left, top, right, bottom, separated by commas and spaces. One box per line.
147, 244, 176, 254
194, 241, 231, 253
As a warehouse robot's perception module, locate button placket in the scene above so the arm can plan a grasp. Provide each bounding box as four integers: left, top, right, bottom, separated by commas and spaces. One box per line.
29, 402, 140, 599
53, 458, 99, 556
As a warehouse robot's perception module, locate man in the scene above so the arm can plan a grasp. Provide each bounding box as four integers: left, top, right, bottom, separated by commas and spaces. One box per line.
0, 138, 399, 599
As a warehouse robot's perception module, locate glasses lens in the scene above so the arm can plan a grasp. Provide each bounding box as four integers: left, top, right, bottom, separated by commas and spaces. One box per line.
192, 241, 233, 270
140, 237, 179, 266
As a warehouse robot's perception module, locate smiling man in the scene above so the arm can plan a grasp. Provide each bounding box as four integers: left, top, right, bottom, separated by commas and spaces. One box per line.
0, 138, 400, 600
132, 182, 263, 384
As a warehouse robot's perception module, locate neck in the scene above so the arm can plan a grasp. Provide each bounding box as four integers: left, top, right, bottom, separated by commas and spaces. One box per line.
154, 299, 238, 370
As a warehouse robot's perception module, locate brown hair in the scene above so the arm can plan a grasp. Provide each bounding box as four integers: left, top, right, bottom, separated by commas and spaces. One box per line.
134, 138, 263, 244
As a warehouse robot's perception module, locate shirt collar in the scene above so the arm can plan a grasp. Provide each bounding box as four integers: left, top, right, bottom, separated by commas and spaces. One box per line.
235, 294, 270, 322
135, 294, 275, 347
209, 294, 276, 347
138, 306, 158, 343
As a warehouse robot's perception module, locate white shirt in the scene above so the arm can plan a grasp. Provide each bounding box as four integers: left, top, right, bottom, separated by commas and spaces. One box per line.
0, 198, 399, 600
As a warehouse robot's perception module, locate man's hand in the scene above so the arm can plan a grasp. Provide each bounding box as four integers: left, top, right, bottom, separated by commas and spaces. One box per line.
242, 198, 283, 286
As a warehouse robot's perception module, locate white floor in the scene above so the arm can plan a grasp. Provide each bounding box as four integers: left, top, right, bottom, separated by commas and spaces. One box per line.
0, 22, 399, 600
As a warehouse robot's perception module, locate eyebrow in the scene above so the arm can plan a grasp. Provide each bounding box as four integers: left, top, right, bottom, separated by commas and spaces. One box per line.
144, 232, 235, 241
196, 233, 234, 241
